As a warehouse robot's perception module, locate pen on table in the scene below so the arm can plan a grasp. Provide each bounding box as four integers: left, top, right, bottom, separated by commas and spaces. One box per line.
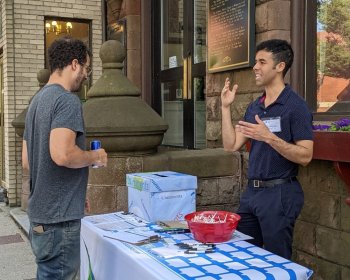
185, 248, 214, 254
176, 243, 216, 249
154, 228, 190, 234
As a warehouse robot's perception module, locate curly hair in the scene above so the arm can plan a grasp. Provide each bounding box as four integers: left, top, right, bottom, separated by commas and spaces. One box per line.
256, 39, 294, 77
48, 37, 92, 73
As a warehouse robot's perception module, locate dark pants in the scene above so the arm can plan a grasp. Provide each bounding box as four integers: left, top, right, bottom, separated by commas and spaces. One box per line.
237, 180, 304, 259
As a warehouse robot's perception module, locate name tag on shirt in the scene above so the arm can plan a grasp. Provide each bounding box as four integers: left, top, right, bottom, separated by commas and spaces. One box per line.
262, 117, 281, 132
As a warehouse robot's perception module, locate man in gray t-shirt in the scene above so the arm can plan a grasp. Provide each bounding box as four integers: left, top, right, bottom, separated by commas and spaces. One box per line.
22, 38, 107, 280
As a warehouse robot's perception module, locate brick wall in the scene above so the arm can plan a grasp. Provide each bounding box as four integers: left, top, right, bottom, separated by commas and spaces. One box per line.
0, 0, 102, 206
295, 160, 350, 279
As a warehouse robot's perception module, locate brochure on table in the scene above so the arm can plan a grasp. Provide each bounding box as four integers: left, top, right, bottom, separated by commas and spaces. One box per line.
83, 212, 251, 245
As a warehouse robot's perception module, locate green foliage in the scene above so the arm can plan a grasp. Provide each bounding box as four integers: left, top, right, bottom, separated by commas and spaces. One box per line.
317, 0, 350, 79
322, 41, 350, 78
319, 0, 350, 37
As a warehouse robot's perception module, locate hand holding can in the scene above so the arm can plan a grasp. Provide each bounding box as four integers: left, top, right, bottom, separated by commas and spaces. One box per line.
90, 140, 103, 168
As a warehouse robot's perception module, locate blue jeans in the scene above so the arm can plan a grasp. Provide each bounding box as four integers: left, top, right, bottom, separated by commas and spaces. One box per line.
29, 219, 81, 280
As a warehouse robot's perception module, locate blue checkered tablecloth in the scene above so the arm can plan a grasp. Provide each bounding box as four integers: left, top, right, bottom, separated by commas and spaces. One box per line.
137, 231, 313, 280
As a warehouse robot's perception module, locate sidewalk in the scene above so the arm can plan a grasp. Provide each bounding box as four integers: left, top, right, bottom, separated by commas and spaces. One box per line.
0, 202, 36, 280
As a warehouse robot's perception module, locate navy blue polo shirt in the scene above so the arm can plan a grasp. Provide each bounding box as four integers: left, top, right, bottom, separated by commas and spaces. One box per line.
244, 84, 313, 180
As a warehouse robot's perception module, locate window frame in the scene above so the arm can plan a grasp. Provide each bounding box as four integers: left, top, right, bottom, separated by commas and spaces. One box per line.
291, 0, 350, 121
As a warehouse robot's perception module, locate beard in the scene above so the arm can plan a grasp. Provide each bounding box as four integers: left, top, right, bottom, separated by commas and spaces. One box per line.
71, 69, 86, 92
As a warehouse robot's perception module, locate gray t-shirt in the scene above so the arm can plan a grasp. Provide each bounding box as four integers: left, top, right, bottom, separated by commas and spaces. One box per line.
23, 84, 88, 224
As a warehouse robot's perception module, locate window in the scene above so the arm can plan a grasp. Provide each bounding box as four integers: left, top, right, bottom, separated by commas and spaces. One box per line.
315, 0, 350, 114
153, 0, 207, 149
44, 17, 91, 100
297, 1, 350, 119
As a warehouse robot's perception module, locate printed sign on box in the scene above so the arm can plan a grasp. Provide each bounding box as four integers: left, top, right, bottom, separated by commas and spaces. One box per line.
127, 171, 197, 222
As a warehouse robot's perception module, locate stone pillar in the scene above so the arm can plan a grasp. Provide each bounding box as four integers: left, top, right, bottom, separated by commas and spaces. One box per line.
83, 39, 168, 155
11, 69, 50, 211
12, 69, 50, 137
83, 40, 168, 213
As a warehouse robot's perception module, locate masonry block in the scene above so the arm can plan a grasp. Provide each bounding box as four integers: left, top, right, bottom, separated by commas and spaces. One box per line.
88, 157, 119, 185
315, 257, 342, 280
293, 220, 316, 255
316, 226, 350, 266
206, 96, 221, 121
126, 15, 140, 33
142, 152, 170, 172
206, 120, 221, 141
231, 93, 255, 121
300, 189, 322, 223
292, 251, 317, 278
87, 184, 117, 214
256, 30, 290, 44
197, 203, 237, 212
233, 69, 262, 93
125, 156, 143, 174
197, 178, 219, 206
255, 3, 268, 33
206, 73, 233, 97
171, 149, 240, 177
115, 157, 127, 186
124, 0, 140, 15
217, 176, 240, 204
116, 185, 128, 212
127, 50, 141, 88
256, 1, 290, 32
342, 266, 350, 280
127, 30, 141, 50
340, 201, 350, 232
301, 189, 342, 230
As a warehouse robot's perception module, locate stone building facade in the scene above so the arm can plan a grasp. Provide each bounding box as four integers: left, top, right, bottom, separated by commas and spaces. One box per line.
0, 0, 349, 279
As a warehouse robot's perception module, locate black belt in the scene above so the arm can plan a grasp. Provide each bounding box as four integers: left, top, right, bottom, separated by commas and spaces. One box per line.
249, 177, 297, 188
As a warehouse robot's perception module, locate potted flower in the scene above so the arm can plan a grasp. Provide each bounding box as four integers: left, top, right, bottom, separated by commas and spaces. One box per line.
312, 118, 350, 162
313, 118, 350, 205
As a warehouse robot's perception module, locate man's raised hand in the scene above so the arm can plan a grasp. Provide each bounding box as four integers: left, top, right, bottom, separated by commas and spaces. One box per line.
221, 77, 238, 108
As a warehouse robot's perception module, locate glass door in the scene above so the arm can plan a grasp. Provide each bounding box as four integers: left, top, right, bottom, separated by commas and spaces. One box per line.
154, 0, 206, 149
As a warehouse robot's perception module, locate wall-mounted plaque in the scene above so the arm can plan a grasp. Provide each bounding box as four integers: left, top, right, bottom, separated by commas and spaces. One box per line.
207, 0, 255, 73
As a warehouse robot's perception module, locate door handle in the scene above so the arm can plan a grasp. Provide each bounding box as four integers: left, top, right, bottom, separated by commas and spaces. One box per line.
183, 57, 188, 100
183, 56, 192, 100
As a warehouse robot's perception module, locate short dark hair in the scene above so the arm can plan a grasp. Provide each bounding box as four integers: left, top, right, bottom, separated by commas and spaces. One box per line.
48, 37, 92, 73
256, 39, 294, 77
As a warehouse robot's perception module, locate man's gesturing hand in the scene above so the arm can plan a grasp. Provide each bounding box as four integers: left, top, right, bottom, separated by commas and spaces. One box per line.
221, 78, 238, 109
236, 114, 273, 142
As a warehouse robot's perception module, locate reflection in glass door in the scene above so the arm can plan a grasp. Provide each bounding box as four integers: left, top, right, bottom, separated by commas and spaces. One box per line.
161, 80, 184, 146
155, 0, 207, 149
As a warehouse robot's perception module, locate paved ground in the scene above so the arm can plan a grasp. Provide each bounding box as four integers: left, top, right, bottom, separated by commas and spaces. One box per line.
0, 202, 36, 280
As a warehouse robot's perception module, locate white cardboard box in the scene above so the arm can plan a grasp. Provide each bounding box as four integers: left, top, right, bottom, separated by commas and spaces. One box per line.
126, 171, 197, 222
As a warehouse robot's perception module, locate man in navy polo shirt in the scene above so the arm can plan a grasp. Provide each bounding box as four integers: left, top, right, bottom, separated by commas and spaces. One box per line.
221, 39, 313, 259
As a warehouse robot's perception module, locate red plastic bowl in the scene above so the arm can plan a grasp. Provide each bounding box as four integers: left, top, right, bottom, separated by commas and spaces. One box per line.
184, 211, 241, 243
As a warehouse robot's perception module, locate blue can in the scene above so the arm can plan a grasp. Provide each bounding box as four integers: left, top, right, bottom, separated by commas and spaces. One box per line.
90, 140, 101, 168
90, 140, 101, 151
